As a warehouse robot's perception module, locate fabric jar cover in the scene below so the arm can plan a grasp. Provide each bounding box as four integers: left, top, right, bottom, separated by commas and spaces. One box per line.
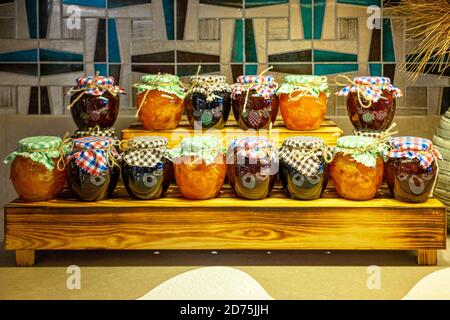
231, 75, 278, 99
72, 127, 118, 140
227, 137, 278, 168
188, 75, 231, 102
168, 136, 223, 165
67, 136, 120, 176
279, 136, 328, 176
277, 75, 329, 98
387, 136, 442, 169
69, 75, 126, 97
134, 74, 185, 99
122, 136, 168, 168
336, 76, 402, 103
334, 135, 385, 168
4, 136, 68, 171
352, 129, 385, 139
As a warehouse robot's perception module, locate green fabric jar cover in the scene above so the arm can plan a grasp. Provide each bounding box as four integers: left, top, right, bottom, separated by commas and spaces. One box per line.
277, 75, 330, 98
134, 74, 186, 99
334, 135, 386, 168
168, 136, 223, 164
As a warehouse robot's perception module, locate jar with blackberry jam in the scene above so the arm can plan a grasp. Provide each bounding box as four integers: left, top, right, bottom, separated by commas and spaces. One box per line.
337, 77, 402, 130
67, 75, 125, 130
4, 136, 68, 202
277, 75, 329, 130
385, 137, 442, 203
135, 74, 185, 130
226, 137, 278, 200
185, 75, 231, 129
121, 136, 172, 200
66, 137, 120, 202
279, 136, 331, 200
231, 75, 279, 130
169, 136, 226, 200
330, 136, 384, 200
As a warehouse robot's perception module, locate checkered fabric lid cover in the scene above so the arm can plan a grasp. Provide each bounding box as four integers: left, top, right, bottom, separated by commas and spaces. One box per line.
277, 75, 329, 98
4, 136, 66, 171
232, 75, 278, 99
67, 136, 120, 176
73, 127, 118, 140
122, 136, 168, 168
168, 136, 222, 164
74, 75, 126, 96
336, 76, 402, 103
188, 75, 231, 102
279, 136, 327, 176
388, 136, 442, 169
334, 135, 383, 167
352, 129, 384, 139
135, 74, 185, 99
227, 137, 277, 163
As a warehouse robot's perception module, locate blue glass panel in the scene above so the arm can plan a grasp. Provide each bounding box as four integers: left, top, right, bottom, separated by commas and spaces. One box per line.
63, 0, 106, 7
314, 64, 358, 75
383, 18, 395, 62
301, 0, 312, 40
108, 19, 121, 63
108, 0, 150, 8
39, 49, 83, 62
0, 49, 38, 62
162, 0, 174, 40
313, 50, 357, 62
369, 63, 382, 76
95, 64, 108, 76
337, 0, 380, 5
245, 64, 258, 75
25, 0, 37, 38
245, 0, 288, 8
314, 0, 325, 39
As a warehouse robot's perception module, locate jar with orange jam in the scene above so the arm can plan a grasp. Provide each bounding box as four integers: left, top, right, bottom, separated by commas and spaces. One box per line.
4, 136, 68, 202
277, 75, 329, 130
169, 136, 226, 200
135, 74, 186, 130
330, 136, 384, 200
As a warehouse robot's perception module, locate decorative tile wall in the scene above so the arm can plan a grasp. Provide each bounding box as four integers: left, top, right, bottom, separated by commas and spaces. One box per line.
0, 0, 448, 116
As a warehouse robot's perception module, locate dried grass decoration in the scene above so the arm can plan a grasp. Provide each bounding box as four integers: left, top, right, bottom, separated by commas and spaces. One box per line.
390, 0, 450, 81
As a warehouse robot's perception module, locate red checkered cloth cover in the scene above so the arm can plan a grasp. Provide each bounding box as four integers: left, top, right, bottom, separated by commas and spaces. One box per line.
387, 136, 442, 169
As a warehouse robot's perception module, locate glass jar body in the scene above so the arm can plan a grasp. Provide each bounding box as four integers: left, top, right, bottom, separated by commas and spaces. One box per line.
232, 91, 279, 130
10, 156, 66, 202
185, 90, 231, 129
279, 92, 327, 130
330, 153, 384, 200
122, 160, 173, 200
384, 158, 436, 203
173, 155, 226, 200
70, 91, 119, 130
346, 89, 396, 130
136, 89, 184, 130
66, 159, 119, 202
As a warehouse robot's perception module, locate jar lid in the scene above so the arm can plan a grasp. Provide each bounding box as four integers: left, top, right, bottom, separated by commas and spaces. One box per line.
72, 136, 115, 151
236, 75, 273, 84
126, 136, 168, 150
73, 127, 118, 139
353, 129, 384, 139
18, 136, 62, 152
141, 74, 180, 85
228, 137, 276, 162
353, 76, 391, 85
334, 135, 384, 168
188, 75, 231, 102
232, 76, 277, 99
122, 136, 168, 168
135, 73, 185, 99
336, 76, 402, 103
278, 75, 329, 98
336, 135, 376, 149
190, 75, 227, 85
387, 136, 442, 169
72, 75, 126, 96
168, 136, 222, 165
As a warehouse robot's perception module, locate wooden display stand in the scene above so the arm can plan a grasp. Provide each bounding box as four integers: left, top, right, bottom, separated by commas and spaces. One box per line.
4, 120, 447, 266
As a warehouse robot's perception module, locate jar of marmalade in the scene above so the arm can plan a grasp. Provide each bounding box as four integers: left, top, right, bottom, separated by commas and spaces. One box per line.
226, 137, 278, 200
185, 75, 231, 129
67, 75, 125, 130
231, 75, 279, 130
135, 74, 185, 130
66, 137, 120, 202
330, 136, 384, 200
385, 136, 442, 203
169, 136, 226, 200
4, 136, 68, 202
279, 136, 331, 200
277, 75, 329, 130
337, 76, 402, 130
121, 136, 172, 200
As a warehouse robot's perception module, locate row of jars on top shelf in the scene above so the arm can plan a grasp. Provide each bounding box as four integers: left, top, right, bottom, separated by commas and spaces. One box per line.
67, 73, 402, 132
4, 131, 441, 204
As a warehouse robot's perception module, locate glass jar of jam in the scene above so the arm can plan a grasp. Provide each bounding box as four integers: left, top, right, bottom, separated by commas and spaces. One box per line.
330, 136, 384, 200
385, 136, 442, 203
66, 137, 120, 202
337, 76, 402, 130
135, 74, 185, 130
169, 136, 226, 200
279, 136, 331, 200
67, 75, 125, 130
4, 136, 68, 202
277, 75, 329, 130
121, 136, 173, 200
185, 75, 231, 130
231, 75, 279, 130
226, 137, 278, 200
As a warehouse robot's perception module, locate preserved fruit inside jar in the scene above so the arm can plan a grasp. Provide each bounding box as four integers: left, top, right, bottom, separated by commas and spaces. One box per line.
279, 163, 329, 200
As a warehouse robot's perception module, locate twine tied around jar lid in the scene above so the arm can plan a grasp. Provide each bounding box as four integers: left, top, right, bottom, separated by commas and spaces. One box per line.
335, 75, 402, 109
187, 72, 231, 103
277, 75, 329, 102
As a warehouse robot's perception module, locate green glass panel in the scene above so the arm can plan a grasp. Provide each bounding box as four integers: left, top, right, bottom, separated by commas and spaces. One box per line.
245, 64, 258, 75
162, 0, 174, 40
300, 0, 312, 40
337, 0, 381, 5
383, 18, 395, 62
245, 19, 257, 63
314, 64, 359, 75
314, 0, 325, 39
245, 0, 288, 8
369, 63, 382, 76
314, 50, 357, 62
232, 19, 244, 63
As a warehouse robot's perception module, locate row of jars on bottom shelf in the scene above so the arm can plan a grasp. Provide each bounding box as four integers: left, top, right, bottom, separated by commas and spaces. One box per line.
3, 132, 442, 204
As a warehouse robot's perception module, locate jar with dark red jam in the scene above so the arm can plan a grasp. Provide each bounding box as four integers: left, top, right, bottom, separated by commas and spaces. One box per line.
385, 136, 442, 203
185, 75, 231, 129
231, 75, 279, 130
66, 137, 120, 202
337, 77, 402, 130
4, 136, 68, 202
67, 75, 125, 130
226, 137, 278, 200
121, 136, 173, 200
279, 137, 330, 200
